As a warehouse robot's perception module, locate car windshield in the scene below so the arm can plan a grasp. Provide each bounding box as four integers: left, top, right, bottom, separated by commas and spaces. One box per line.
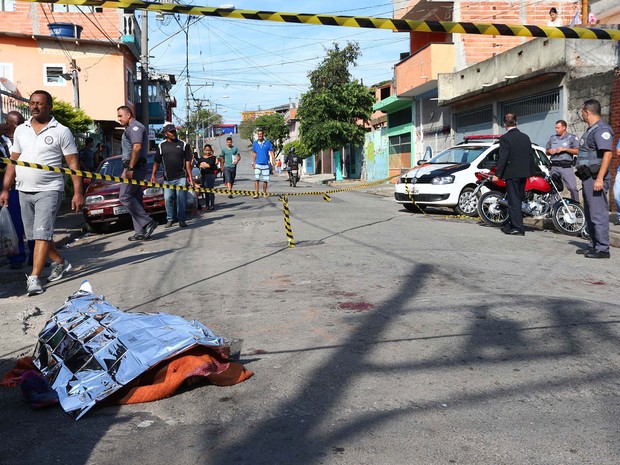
97, 156, 160, 177
428, 146, 487, 164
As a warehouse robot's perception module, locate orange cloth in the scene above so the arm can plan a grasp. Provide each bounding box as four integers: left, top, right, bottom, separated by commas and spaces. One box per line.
107, 346, 253, 405
2, 347, 253, 407
0, 356, 36, 387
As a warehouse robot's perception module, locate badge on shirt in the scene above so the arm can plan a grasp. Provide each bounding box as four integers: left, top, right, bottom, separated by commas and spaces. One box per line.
44, 136, 54, 145
601, 131, 611, 140
133, 127, 139, 132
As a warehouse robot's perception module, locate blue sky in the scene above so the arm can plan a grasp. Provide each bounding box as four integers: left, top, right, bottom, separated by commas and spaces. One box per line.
146, 1, 410, 125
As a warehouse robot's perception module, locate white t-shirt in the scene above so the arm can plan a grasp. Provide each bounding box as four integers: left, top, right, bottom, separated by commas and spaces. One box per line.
12, 117, 77, 192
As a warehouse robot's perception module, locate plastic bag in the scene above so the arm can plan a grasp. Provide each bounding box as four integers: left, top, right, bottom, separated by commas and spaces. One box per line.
0, 206, 19, 257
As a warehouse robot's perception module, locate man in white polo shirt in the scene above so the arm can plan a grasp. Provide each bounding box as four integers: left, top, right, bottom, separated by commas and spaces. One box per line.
0, 90, 83, 296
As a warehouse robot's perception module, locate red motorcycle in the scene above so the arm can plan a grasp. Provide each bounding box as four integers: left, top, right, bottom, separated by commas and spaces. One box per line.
475, 168, 586, 236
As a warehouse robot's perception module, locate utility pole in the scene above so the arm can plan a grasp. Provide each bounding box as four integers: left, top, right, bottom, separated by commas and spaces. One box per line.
195, 99, 201, 149
582, 0, 588, 25
140, 11, 149, 127
185, 19, 190, 143
70, 59, 80, 109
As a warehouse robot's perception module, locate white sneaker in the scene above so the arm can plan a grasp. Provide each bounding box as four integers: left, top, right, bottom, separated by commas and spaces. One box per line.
48, 260, 72, 282
26, 275, 44, 296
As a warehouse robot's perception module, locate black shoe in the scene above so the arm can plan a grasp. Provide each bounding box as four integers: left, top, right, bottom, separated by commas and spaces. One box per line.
584, 250, 610, 259
179, 221, 188, 228
128, 234, 146, 241
614, 218, 620, 226
500, 225, 512, 233
576, 247, 595, 255
228, 194, 233, 199
143, 220, 158, 239
503, 228, 524, 236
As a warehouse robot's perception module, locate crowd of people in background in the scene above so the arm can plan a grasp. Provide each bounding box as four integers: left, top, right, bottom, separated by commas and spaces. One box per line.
546, 5, 598, 27
1, 86, 618, 297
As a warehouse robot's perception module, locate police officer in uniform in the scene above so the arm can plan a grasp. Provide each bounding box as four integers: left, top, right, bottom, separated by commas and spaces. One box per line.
575, 99, 614, 258
545, 119, 579, 201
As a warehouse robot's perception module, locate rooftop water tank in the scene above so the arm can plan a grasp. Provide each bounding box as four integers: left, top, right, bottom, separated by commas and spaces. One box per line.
47, 22, 83, 39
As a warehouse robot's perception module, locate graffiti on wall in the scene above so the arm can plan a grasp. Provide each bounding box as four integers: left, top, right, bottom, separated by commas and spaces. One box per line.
363, 128, 389, 182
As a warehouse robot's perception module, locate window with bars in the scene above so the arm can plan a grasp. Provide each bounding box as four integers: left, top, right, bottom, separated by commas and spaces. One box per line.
455, 106, 493, 131
389, 132, 411, 155
44, 65, 66, 85
126, 69, 135, 104
0, 63, 13, 81
502, 90, 560, 118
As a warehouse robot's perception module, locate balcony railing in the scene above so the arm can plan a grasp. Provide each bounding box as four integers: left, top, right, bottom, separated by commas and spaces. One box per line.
121, 14, 141, 58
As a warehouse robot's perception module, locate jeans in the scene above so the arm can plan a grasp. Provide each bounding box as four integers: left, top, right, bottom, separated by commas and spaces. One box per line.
201, 173, 216, 208
8, 190, 27, 264
164, 177, 188, 222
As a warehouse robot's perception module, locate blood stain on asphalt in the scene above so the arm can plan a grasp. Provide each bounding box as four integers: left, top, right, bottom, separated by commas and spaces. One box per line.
338, 301, 374, 312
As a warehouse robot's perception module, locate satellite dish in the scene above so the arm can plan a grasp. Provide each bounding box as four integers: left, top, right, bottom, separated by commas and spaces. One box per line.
0, 77, 20, 95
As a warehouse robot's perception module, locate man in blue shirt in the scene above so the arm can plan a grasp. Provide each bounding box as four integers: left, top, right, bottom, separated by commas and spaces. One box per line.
251, 130, 274, 199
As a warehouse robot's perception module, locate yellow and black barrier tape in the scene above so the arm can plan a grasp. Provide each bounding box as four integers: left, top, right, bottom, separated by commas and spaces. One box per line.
279, 195, 294, 248
0, 157, 398, 197
0, 157, 402, 246
20, 0, 620, 41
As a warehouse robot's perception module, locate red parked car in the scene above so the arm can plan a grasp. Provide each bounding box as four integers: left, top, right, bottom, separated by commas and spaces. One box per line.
82, 154, 198, 233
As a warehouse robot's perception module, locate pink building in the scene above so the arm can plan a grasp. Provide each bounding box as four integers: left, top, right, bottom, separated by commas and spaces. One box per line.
0, 3, 174, 153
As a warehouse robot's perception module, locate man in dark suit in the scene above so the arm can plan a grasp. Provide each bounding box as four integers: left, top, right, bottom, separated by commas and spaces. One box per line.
492, 113, 532, 236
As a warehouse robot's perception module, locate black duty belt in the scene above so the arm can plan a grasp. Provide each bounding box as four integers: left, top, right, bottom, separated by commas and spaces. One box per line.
551, 161, 572, 168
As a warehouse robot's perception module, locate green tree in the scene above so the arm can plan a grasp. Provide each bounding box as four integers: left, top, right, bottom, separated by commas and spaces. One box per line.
174, 108, 222, 141
51, 97, 93, 135
283, 139, 312, 160
239, 117, 257, 145
298, 42, 374, 154
191, 107, 222, 134
254, 113, 289, 156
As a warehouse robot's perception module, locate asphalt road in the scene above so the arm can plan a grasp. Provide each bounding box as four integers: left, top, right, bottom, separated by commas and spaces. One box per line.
1, 135, 620, 465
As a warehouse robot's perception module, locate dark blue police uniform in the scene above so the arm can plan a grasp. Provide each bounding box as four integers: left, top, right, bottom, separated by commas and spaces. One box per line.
576, 120, 614, 254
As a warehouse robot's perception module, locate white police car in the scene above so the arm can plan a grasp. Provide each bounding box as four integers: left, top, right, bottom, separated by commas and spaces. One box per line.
394, 136, 547, 215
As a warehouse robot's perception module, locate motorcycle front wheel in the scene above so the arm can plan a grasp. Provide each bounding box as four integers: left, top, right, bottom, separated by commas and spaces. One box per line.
551, 200, 586, 236
477, 191, 508, 226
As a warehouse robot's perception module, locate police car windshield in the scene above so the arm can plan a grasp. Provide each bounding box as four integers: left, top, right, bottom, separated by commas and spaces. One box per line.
428, 146, 487, 164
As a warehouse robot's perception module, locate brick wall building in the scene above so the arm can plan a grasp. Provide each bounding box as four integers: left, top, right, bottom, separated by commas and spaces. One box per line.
395, 0, 583, 69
